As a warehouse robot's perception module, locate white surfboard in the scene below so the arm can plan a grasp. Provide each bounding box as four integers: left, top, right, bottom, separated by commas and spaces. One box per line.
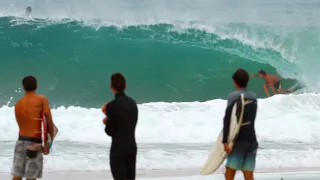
200, 94, 245, 175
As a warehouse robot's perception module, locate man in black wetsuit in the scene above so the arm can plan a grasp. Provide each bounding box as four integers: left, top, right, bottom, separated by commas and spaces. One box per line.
223, 68, 258, 180
102, 73, 138, 180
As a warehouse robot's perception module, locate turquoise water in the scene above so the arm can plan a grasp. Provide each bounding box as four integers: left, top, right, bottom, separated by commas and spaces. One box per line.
1, 0, 319, 107
1, 1, 320, 174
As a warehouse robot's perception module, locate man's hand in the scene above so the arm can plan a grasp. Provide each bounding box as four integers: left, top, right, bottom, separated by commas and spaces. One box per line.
103, 117, 107, 125
224, 143, 232, 154
263, 84, 270, 97
42, 144, 50, 155
252, 74, 257, 78
101, 104, 107, 115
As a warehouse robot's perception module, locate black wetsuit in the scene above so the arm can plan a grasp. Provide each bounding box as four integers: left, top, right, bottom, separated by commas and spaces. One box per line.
104, 92, 138, 180
222, 88, 258, 145
222, 88, 258, 171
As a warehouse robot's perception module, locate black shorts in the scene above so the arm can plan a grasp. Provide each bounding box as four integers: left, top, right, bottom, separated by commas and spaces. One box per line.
274, 80, 282, 89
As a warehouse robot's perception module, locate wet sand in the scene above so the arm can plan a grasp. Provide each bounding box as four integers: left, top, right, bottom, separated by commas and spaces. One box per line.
2, 168, 320, 180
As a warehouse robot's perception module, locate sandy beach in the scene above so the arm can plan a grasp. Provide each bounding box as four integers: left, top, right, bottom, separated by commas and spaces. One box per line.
1, 168, 320, 180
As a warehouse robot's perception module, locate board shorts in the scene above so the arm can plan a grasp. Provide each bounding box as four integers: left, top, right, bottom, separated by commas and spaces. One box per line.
11, 137, 43, 179
274, 80, 282, 90
226, 141, 258, 171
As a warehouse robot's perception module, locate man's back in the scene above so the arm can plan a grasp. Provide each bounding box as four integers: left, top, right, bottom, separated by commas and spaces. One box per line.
104, 73, 138, 180
226, 89, 258, 143
105, 93, 138, 145
265, 74, 280, 85
15, 94, 45, 139
223, 69, 258, 179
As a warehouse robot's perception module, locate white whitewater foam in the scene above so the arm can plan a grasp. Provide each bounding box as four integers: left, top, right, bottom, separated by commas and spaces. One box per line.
1, 93, 320, 144
0, 0, 319, 25
1, 93, 320, 172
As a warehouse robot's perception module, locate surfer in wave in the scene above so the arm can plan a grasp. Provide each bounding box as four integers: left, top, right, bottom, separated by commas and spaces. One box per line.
252, 70, 293, 97
25, 6, 32, 16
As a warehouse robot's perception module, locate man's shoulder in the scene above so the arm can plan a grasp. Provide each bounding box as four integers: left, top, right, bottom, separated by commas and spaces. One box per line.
118, 94, 137, 104
36, 94, 50, 105
14, 99, 22, 108
227, 91, 241, 100
15, 94, 47, 105
269, 74, 280, 80
126, 95, 137, 104
107, 99, 116, 106
37, 94, 47, 99
227, 90, 257, 102
244, 90, 257, 100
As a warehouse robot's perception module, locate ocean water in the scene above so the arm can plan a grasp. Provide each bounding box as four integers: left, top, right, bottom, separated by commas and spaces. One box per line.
1, 0, 320, 175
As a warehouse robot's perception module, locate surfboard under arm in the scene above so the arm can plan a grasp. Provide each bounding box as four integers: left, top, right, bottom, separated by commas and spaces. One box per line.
42, 115, 58, 148
200, 94, 245, 175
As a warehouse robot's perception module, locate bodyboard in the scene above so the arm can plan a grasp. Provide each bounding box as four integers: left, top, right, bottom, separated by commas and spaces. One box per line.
42, 114, 58, 148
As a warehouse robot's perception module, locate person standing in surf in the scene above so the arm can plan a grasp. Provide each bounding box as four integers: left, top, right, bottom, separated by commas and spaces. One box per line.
11, 76, 55, 180
25, 6, 32, 16
223, 69, 258, 180
252, 69, 293, 97
102, 73, 138, 180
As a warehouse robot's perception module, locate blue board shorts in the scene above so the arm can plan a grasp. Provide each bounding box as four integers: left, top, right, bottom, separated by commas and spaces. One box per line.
226, 141, 258, 171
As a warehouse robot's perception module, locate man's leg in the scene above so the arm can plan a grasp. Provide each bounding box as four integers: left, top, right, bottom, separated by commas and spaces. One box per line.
11, 141, 26, 180
25, 149, 43, 180
241, 144, 257, 180
12, 177, 22, 180
13, 177, 36, 180
225, 143, 246, 180
110, 146, 126, 180
125, 148, 137, 180
278, 89, 294, 94
225, 167, 236, 180
126, 145, 137, 180
243, 171, 254, 180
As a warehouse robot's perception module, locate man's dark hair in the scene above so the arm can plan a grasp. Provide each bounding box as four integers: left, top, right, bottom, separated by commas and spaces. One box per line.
258, 69, 267, 76
111, 73, 126, 93
232, 68, 249, 88
22, 76, 37, 91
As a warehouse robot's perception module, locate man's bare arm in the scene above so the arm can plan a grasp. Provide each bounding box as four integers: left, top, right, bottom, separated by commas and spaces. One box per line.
42, 96, 54, 142
270, 85, 277, 95
14, 104, 18, 123
263, 84, 270, 97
